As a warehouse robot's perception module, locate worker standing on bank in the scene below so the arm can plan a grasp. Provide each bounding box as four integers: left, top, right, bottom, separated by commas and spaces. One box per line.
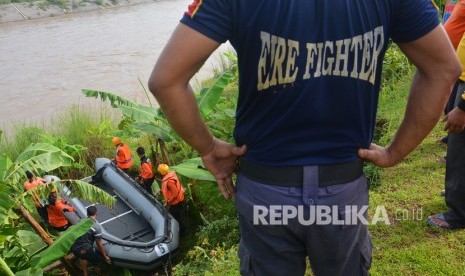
111, 137, 133, 172
136, 147, 155, 196
157, 164, 185, 224
23, 171, 49, 225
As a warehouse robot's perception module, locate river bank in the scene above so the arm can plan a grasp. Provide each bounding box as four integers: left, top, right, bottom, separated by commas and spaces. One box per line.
0, 0, 161, 23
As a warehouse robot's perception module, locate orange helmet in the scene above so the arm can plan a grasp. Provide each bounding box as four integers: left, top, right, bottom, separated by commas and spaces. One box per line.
157, 164, 170, 176
51, 187, 57, 193
112, 137, 121, 146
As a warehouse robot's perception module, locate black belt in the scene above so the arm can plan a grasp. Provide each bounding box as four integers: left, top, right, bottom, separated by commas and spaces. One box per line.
239, 158, 364, 187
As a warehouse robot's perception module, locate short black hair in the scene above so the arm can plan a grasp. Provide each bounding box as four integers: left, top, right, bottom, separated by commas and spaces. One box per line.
87, 206, 98, 217
48, 194, 56, 206
26, 171, 33, 179
136, 147, 145, 155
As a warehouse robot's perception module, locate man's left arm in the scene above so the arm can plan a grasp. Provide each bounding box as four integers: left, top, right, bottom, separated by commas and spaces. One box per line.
359, 24, 461, 167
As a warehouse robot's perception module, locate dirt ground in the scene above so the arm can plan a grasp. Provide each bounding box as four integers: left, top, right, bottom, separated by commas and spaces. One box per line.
0, 0, 155, 23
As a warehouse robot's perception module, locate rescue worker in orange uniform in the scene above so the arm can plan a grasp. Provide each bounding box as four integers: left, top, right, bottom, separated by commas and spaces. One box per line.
23, 171, 49, 224
111, 137, 133, 172
157, 164, 186, 228
136, 147, 155, 196
47, 187, 75, 231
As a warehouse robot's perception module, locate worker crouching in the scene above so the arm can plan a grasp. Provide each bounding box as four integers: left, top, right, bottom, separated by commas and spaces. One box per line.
47, 187, 75, 231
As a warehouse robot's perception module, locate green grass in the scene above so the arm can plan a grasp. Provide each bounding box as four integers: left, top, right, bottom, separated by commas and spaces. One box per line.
367, 70, 465, 275
0, 104, 121, 178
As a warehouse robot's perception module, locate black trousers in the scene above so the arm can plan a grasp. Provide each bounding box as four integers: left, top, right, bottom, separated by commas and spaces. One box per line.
36, 206, 49, 224
444, 82, 465, 227
141, 178, 155, 196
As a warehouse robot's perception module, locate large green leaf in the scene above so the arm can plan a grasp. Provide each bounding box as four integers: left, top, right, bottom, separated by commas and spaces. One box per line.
118, 104, 164, 123
82, 89, 137, 108
7, 143, 74, 185
0, 192, 17, 224
0, 224, 15, 237
15, 268, 43, 276
130, 122, 175, 142
70, 180, 116, 209
30, 218, 93, 269
197, 72, 234, 118
172, 158, 215, 182
17, 230, 47, 257
0, 256, 14, 276
0, 154, 12, 181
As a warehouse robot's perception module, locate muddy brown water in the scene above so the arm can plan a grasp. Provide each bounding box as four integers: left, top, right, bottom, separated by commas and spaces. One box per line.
0, 0, 230, 129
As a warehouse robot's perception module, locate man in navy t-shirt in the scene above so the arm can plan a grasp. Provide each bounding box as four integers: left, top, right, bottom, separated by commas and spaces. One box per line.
71, 206, 110, 276
149, 0, 461, 274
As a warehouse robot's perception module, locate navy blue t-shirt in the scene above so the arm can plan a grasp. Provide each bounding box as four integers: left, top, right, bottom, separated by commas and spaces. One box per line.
181, 0, 439, 166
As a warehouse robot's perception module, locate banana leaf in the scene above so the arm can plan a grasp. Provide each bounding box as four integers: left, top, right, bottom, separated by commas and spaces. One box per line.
129, 122, 175, 142
118, 104, 165, 123
30, 218, 93, 269
197, 72, 233, 118
7, 143, 74, 185
0, 225, 15, 240
69, 180, 116, 209
82, 89, 137, 108
17, 230, 46, 257
15, 268, 43, 276
0, 192, 17, 224
0, 154, 12, 181
172, 158, 215, 182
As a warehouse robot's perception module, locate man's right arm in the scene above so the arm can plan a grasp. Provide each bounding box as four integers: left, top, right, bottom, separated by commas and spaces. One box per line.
148, 24, 246, 200
95, 238, 110, 264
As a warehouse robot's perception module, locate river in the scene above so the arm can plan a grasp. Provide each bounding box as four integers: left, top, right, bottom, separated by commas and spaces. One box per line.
0, 0, 230, 128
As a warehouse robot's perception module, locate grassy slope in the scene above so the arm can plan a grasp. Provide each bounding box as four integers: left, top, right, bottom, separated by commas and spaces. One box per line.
369, 74, 465, 275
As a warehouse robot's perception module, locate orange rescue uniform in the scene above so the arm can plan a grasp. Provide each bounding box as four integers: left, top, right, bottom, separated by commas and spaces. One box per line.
161, 171, 185, 206
48, 200, 75, 228
445, 0, 465, 50
24, 177, 46, 207
115, 143, 133, 170
139, 157, 154, 180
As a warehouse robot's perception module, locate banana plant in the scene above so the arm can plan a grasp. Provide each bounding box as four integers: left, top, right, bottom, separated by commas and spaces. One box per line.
0, 142, 115, 275
29, 219, 93, 270
83, 67, 236, 184
82, 89, 177, 142
11, 219, 93, 276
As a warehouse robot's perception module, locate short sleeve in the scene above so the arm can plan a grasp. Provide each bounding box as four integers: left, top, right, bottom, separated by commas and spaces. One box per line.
180, 0, 232, 43
92, 222, 103, 238
391, 0, 440, 43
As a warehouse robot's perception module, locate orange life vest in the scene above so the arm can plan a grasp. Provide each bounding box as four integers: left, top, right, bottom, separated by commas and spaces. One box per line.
115, 143, 133, 169
139, 156, 154, 180
47, 199, 75, 228
24, 177, 45, 207
161, 171, 185, 206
